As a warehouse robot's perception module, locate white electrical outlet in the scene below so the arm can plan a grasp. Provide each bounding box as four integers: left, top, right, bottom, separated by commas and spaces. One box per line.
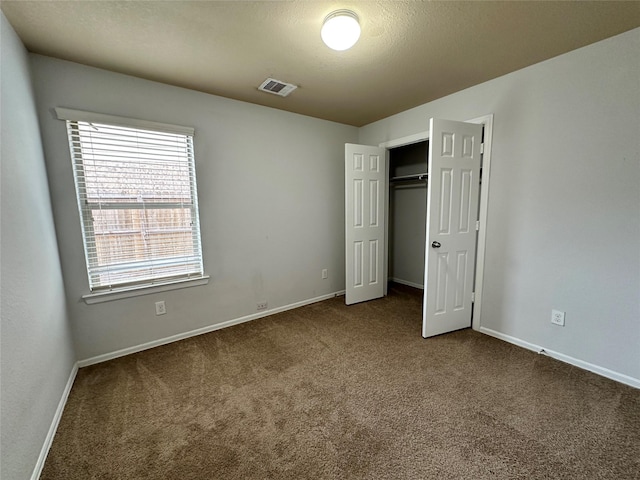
322, 269, 328, 279
551, 309, 565, 326
257, 301, 268, 311
155, 301, 166, 316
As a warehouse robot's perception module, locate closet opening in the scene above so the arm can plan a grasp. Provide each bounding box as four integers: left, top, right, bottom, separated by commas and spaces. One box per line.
388, 140, 428, 313
346, 114, 493, 335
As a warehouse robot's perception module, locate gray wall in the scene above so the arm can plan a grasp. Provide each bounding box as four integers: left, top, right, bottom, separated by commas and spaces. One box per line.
30, 54, 358, 361
0, 14, 77, 480
360, 28, 640, 382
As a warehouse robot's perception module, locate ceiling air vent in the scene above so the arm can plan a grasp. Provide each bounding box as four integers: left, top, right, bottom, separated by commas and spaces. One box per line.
258, 78, 298, 97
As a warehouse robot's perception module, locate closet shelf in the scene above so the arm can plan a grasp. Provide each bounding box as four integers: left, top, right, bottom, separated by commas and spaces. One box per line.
390, 173, 428, 183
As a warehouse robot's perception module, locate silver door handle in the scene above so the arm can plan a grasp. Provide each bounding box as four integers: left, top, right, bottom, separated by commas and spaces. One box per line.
431, 241, 441, 248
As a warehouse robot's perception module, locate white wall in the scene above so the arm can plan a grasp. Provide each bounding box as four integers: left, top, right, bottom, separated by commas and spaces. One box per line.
0, 13, 77, 480
360, 28, 640, 383
30, 54, 358, 361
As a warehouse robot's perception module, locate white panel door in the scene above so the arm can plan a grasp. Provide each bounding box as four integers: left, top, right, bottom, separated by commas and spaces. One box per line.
345, 144, 386, 305
423, 119, 482, 337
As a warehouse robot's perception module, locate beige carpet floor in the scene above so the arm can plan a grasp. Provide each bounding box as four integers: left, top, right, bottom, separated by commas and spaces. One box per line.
42, 284, 640, 479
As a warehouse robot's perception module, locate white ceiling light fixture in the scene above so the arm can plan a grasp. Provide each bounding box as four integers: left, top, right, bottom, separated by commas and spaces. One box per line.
321, 10, 361, 51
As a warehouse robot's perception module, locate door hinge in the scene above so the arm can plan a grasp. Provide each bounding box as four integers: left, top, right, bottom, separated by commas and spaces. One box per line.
471, 292, 476, 303
480, 143, 485, 154
475, 220, 480, 231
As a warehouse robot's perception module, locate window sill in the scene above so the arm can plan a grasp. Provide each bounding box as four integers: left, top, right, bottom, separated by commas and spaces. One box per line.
82, 276, 210, 304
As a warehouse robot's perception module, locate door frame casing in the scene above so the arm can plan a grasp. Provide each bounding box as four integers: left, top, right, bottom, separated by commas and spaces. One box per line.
378, 114, 494, 332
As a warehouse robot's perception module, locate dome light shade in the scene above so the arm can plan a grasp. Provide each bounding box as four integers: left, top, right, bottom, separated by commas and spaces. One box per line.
321, 10, 361, 51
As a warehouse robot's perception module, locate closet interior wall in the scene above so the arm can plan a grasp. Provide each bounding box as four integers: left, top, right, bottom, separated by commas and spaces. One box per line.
389, 141, 428, 289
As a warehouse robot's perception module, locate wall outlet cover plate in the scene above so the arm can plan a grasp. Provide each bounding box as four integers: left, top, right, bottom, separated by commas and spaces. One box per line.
551, 309, 565, 326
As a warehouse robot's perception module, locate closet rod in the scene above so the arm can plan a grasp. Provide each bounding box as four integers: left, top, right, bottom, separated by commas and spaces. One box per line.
390, 173, 428, 183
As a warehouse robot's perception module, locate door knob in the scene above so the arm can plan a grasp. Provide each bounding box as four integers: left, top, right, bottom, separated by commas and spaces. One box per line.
431, 241, 441, 248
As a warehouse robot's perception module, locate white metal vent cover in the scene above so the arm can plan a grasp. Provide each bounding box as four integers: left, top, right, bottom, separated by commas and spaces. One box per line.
258, 78, 298, 97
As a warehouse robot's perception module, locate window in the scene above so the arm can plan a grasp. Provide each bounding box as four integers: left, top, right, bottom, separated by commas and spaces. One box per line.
57, 108, 204, 293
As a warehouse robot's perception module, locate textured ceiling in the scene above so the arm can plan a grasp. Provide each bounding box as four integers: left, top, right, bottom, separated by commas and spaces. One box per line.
2, 1, 639, 126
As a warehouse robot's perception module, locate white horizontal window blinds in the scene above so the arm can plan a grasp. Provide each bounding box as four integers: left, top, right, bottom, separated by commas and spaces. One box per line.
62, 113, 203, 291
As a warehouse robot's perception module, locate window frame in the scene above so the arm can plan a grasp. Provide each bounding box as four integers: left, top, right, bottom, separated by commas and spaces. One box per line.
56, 108, 208, 303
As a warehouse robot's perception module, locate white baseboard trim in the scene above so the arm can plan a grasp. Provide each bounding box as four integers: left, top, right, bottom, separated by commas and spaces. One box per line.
78, 290, 345, 368
479, 327, 640, 389
31, 362, 78, 480
389, 277, 424, 290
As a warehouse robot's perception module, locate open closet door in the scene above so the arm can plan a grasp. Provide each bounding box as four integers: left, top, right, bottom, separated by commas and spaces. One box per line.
423, 119, 482, 337
345, 144, 387, 305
